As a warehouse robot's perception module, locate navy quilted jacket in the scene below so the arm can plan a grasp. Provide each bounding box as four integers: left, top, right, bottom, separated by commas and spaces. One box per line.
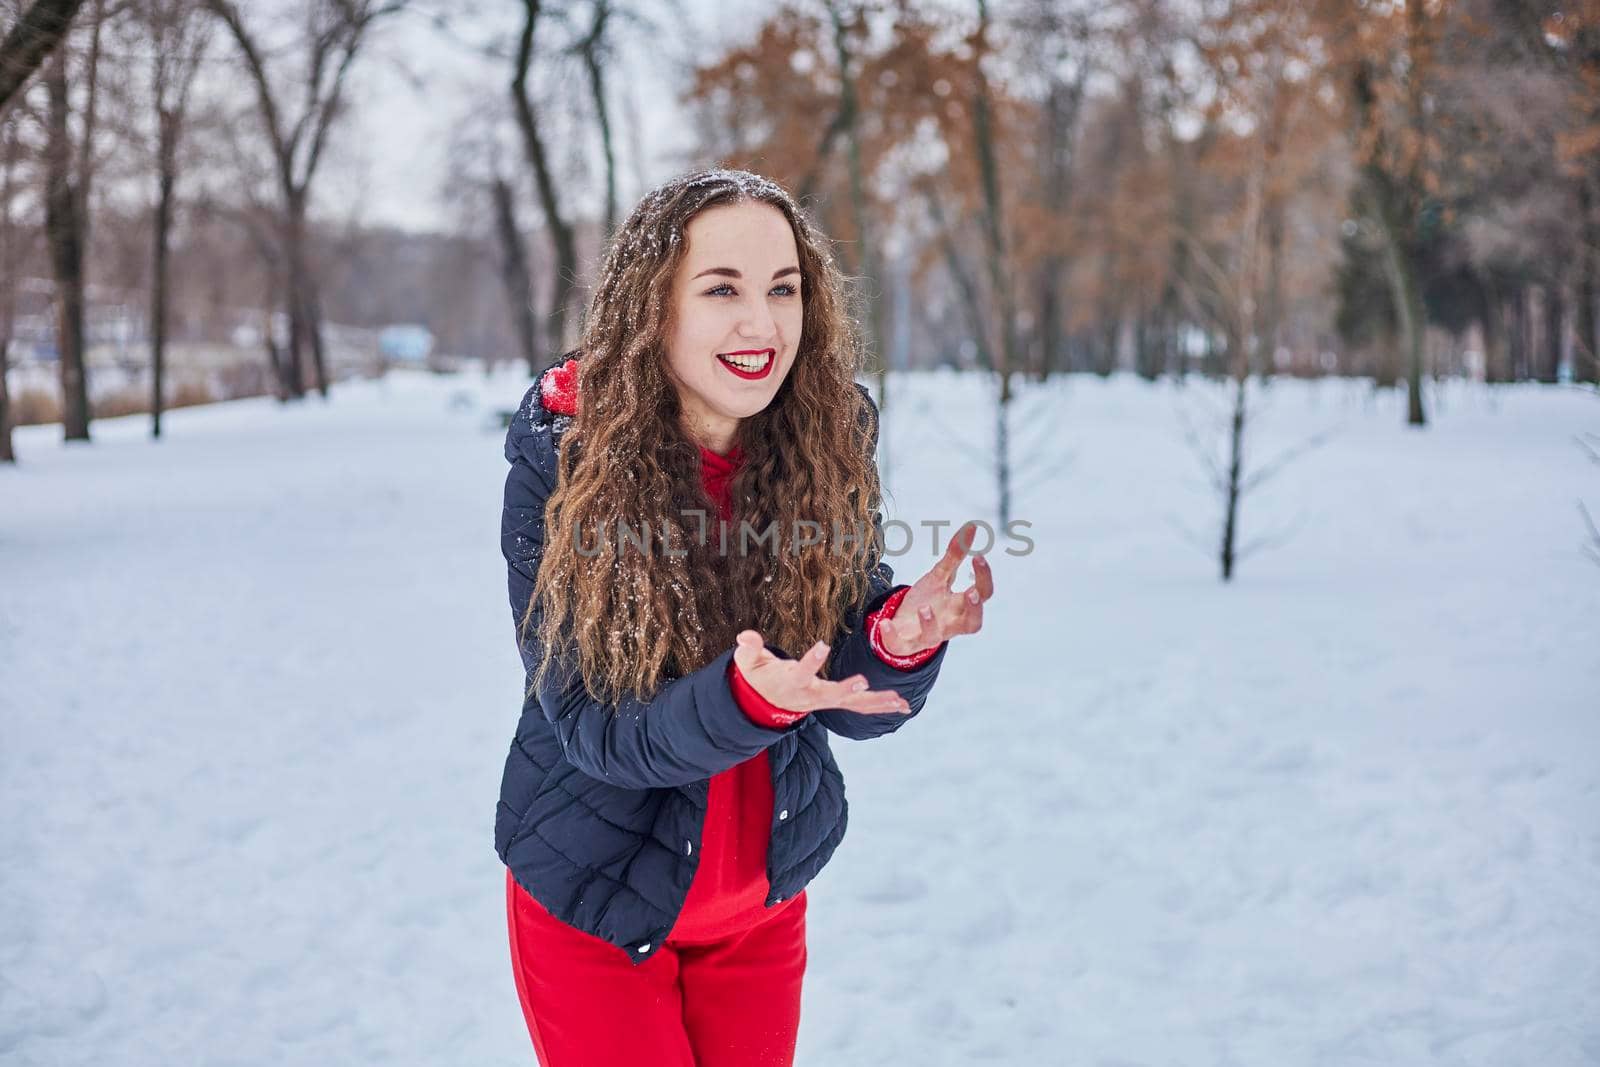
493, 362, 949, 965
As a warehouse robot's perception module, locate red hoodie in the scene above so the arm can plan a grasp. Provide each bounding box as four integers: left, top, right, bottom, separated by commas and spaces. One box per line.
669, 441, 937, 941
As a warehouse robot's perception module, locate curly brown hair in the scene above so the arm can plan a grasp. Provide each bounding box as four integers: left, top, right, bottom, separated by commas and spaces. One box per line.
523, 169, 882, 706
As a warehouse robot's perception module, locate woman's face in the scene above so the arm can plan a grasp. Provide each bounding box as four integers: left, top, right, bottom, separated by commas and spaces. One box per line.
663, 200, 804, 449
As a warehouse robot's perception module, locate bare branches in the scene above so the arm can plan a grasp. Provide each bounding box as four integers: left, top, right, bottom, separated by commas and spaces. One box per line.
0, 0, 87, 110
1173, 376, 1337, 578
205, 0, 401, 191
1173, 393, 1230, 496
511, 0, 577, 360
1579, 432, 1600, 567
570, 0, 615, 240
201, 0, 406, 398
1238, 422, 1344, 496
1234, 511, 1312, 564
202, 0, 284, 171
1579, 501, 1600, 567
1164, 511, 1216, 560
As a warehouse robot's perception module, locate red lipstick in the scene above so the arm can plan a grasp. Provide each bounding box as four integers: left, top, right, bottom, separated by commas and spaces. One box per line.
716, 348, 776, 381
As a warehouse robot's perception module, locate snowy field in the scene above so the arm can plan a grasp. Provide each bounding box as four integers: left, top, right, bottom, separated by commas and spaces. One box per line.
2, 367, 1597, 1066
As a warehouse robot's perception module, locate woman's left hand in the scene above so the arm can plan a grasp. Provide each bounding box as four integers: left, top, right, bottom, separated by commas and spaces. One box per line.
878, 522, 994, 657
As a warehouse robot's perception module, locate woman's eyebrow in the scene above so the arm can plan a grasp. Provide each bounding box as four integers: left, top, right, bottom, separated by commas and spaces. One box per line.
692, 266, 801, 280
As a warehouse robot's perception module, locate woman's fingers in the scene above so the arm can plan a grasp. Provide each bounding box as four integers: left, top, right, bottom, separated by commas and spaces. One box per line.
959, 595, 983, 635
820, 679, 910, 715
733, 629, 772, 673
736, 634, 910, 714
971, 551, 995, 600
797, 639, 831, 676
928, 522, 975, 590
879, 607, 919, 656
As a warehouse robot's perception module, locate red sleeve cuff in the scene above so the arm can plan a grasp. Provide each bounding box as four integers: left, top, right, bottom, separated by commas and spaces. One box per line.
866, 586, 943, 671
727, 658, 808, 728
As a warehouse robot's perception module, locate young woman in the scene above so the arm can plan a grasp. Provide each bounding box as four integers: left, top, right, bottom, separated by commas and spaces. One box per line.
495, 168, 993, 1066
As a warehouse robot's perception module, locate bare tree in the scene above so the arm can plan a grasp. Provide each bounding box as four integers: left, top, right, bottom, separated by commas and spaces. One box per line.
1169, 2, 1341, 580
492, 173, 538, 373
204, 0, 405, 399
198, 107, 300, 399
511, 0, 579, 365
42, 0, 105, 441
1015, 0, 1090, 383
971, 0, 1020, 528
792, 2, 890, 413
1328, 0, 1443, 426
138, 0, 209, 437
0, 94, 35, 461
570, 0, 617, 243
0, 0, 86, 110
1172, 202, 1339, 581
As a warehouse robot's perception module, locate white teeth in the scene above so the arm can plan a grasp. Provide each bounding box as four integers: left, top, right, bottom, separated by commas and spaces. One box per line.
719, 351, 771, 371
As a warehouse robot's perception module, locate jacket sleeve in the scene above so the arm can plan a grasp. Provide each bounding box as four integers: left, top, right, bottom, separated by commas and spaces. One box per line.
503, 453, 806, 790
812, 384, 949, 742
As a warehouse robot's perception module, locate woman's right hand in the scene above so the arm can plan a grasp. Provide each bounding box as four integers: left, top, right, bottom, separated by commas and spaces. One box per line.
733, 630, 913, 716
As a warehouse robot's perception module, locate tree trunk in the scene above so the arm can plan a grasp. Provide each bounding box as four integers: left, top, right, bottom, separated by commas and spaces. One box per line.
1538, 283, 1564, 384
1404, 270, 1426, 425
1096, 316, 1118, 377
1351, 53, 1425, 423
262, 298, 288, 401
924, 181, 994, 374
1578, 178, 1600, 385
972, 0, 1020, 393
0, 314, 11, 460
1, 110, 19, 463
1479, 279, 1507, 384
838, 12, 886, 406
492, 176, 539, 374
1258, 78, 1287, 384
44, 49, 88, 440
287, 192, 328, 397
279, 201, 314, 399
1260, 191, 1284, 381
1377, 213, 1426, 424
1507, 286, 1528, 380
1035, 264, 1060, 381
0, 0, 88, 109
995, 369, 1013, 528
300, 267, 329, 397
0, 328, 11, 462
281, 266, 306, 397
1034, 57, 1084, 383
577, 0, 617, 242
1136, 309, 1167, 380
1221, 360, 1246, 581
150, 122, 175, 439
513, 0, 579, 362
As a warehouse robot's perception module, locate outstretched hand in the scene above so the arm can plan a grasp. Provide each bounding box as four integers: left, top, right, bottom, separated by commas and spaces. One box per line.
733, 631, 913, 716
878, 522, 994, 657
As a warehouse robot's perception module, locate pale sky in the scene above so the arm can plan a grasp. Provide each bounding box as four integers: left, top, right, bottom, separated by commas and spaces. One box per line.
337, 1, 765, 235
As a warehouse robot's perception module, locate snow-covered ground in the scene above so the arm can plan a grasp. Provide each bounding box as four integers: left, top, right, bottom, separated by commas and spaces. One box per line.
3, 368, 1596, 1066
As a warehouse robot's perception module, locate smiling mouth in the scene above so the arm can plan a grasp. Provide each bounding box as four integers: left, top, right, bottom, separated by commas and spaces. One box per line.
716, 349, 775, 380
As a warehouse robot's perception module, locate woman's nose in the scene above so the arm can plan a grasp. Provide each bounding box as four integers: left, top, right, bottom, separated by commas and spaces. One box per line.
737, 296, 777, 338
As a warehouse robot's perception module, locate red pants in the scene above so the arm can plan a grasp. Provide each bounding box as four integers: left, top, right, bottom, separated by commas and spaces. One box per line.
505, 868, 808, 1066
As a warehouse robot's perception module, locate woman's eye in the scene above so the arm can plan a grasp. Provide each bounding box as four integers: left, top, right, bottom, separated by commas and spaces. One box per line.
704, 283, 800, 297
